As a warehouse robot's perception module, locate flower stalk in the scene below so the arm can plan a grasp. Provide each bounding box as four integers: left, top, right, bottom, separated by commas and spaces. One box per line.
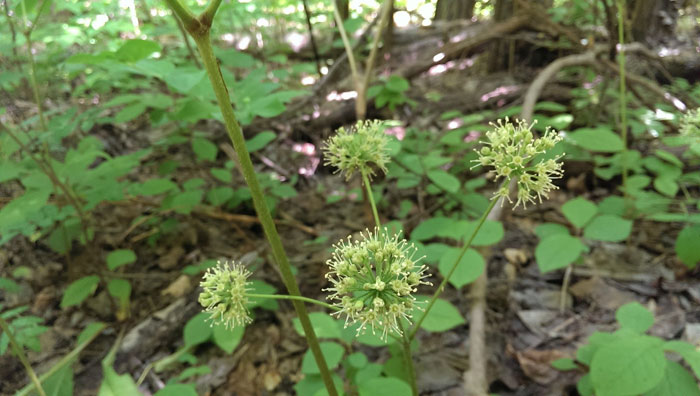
163, 1, 338, 394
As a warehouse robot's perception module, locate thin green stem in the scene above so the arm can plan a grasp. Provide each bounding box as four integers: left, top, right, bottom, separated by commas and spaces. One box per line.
362, 170, 381, 229
617, 0, 628, 203
0, 317, 46, 396
332, 2, 359, 86
200, 0, 223, 27
164, 2, 338, 394
409, 185, 502, 340
248, 293, 338, 312
21, 0, 46, 132
398, 321, 419, 396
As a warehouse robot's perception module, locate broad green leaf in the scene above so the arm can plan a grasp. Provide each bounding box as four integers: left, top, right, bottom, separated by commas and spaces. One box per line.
561, 198, 598, 228
590, 335, 666, 396
164, 68, 206, 93
115, 39, 161, 62
245, 131, 277, 152
293, 312, 342, 339
535, 234, 585, 273
61, 276, 100, 308
411, 217, 455, 241
598, 195, 626, 216
645, 361, 700, 396
577, 374, 594, 396
359, 377, 411, 396
293, 373, 344, 396
438, 248, 485, 288
346, 352, 369, 369
675, 225, 700, 268
534, 223, 570, 239
301, 342, 344, 374
664, 341, 700, 378
569, 127, 624, 152
114, 103, 147, 123
654, 176, 679, 197
426, 169, 460, 193
42, 364, 73, 396
414, 296, 465, 332
212, 324, 244, 354
138, 178, 177, 196
106, 279, 131, 305
154, 384, 198, 396
616, 302, 654, 333
183, 313, 213, 347
210, 168, 232, 183
455, 220, 504, 246
106, 249, 136, 270
551, 358, 577, 371
192, 137, 217, 162
98, 365, 143, 396
583, 214, 632, 242
170, 190, 204, 215
206, 186, 234, 206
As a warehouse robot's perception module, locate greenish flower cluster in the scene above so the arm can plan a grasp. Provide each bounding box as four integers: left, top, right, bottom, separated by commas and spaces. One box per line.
680, 108, 700, 140
198, 260, 253, 329
323, 120, 390, 180
475, 118, 564, 209
325, 228, 430, 340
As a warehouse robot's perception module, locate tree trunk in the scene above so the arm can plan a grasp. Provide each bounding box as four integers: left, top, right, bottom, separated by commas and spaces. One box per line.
628, 0, 678, 44
433, 0, 475, 21
487, 0, 514, 72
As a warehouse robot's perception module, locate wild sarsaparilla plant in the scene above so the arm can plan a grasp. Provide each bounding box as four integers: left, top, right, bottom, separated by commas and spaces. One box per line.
191, 113, 564, 395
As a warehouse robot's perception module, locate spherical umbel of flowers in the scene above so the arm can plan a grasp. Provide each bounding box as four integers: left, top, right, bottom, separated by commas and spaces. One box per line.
198, 260, 253, 329
680, 108, 700, 141
325, 228, 431, 340
475, 117, 564, 209
323, 119, 390, 180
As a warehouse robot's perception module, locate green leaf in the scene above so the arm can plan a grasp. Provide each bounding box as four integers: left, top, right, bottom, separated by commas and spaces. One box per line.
113, 103, 147, 123
245, 131, 276, 152
577, 374, 594, 396
616, 302, 654, 333
154, 384, 198, 396
569, 127, 624, 152
212, 324, 244, 354
535, 234, 585, 273
455, 220, 504, 246
163, 68, 206, 93
664, 341, 700, 378
99, 364, 144, 396
551, 358, 577, 371
426, 169, 460, 193
192, 137, 217, 162
675, 225, 700, 268
654, 176, 679, 197
645, 361, 700, 396
206, 186, 234, 206
414, 296, 465, 332
293, 312, 342, 339
106, 249, 136, 270
438, 248, 485, 288
534, 223, 570, 239
598, 195, 626, 216
583, 214, 633, 242
170, 190, 203, 215
138, 178, 177, 196
301, 342, 344, 374
106, 279, 131, 305
561, 198, 598, 228
61, 276, 100, 308
42, 364, 73, 396
590, 335, 666, 396
115, 39, 161, 62
183, 313, 213, 347
346, 352, 369, 369
359, 377, 412, 396
411, 217, 455, 241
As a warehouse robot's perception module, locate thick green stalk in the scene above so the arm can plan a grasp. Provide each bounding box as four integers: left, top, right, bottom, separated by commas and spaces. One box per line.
0, 317, 46, 396
617, 0, 628, 201
409, 189, 501, 340
163, 2, 338, 394
361, 170, 381, 229
248, 294, 338, 311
